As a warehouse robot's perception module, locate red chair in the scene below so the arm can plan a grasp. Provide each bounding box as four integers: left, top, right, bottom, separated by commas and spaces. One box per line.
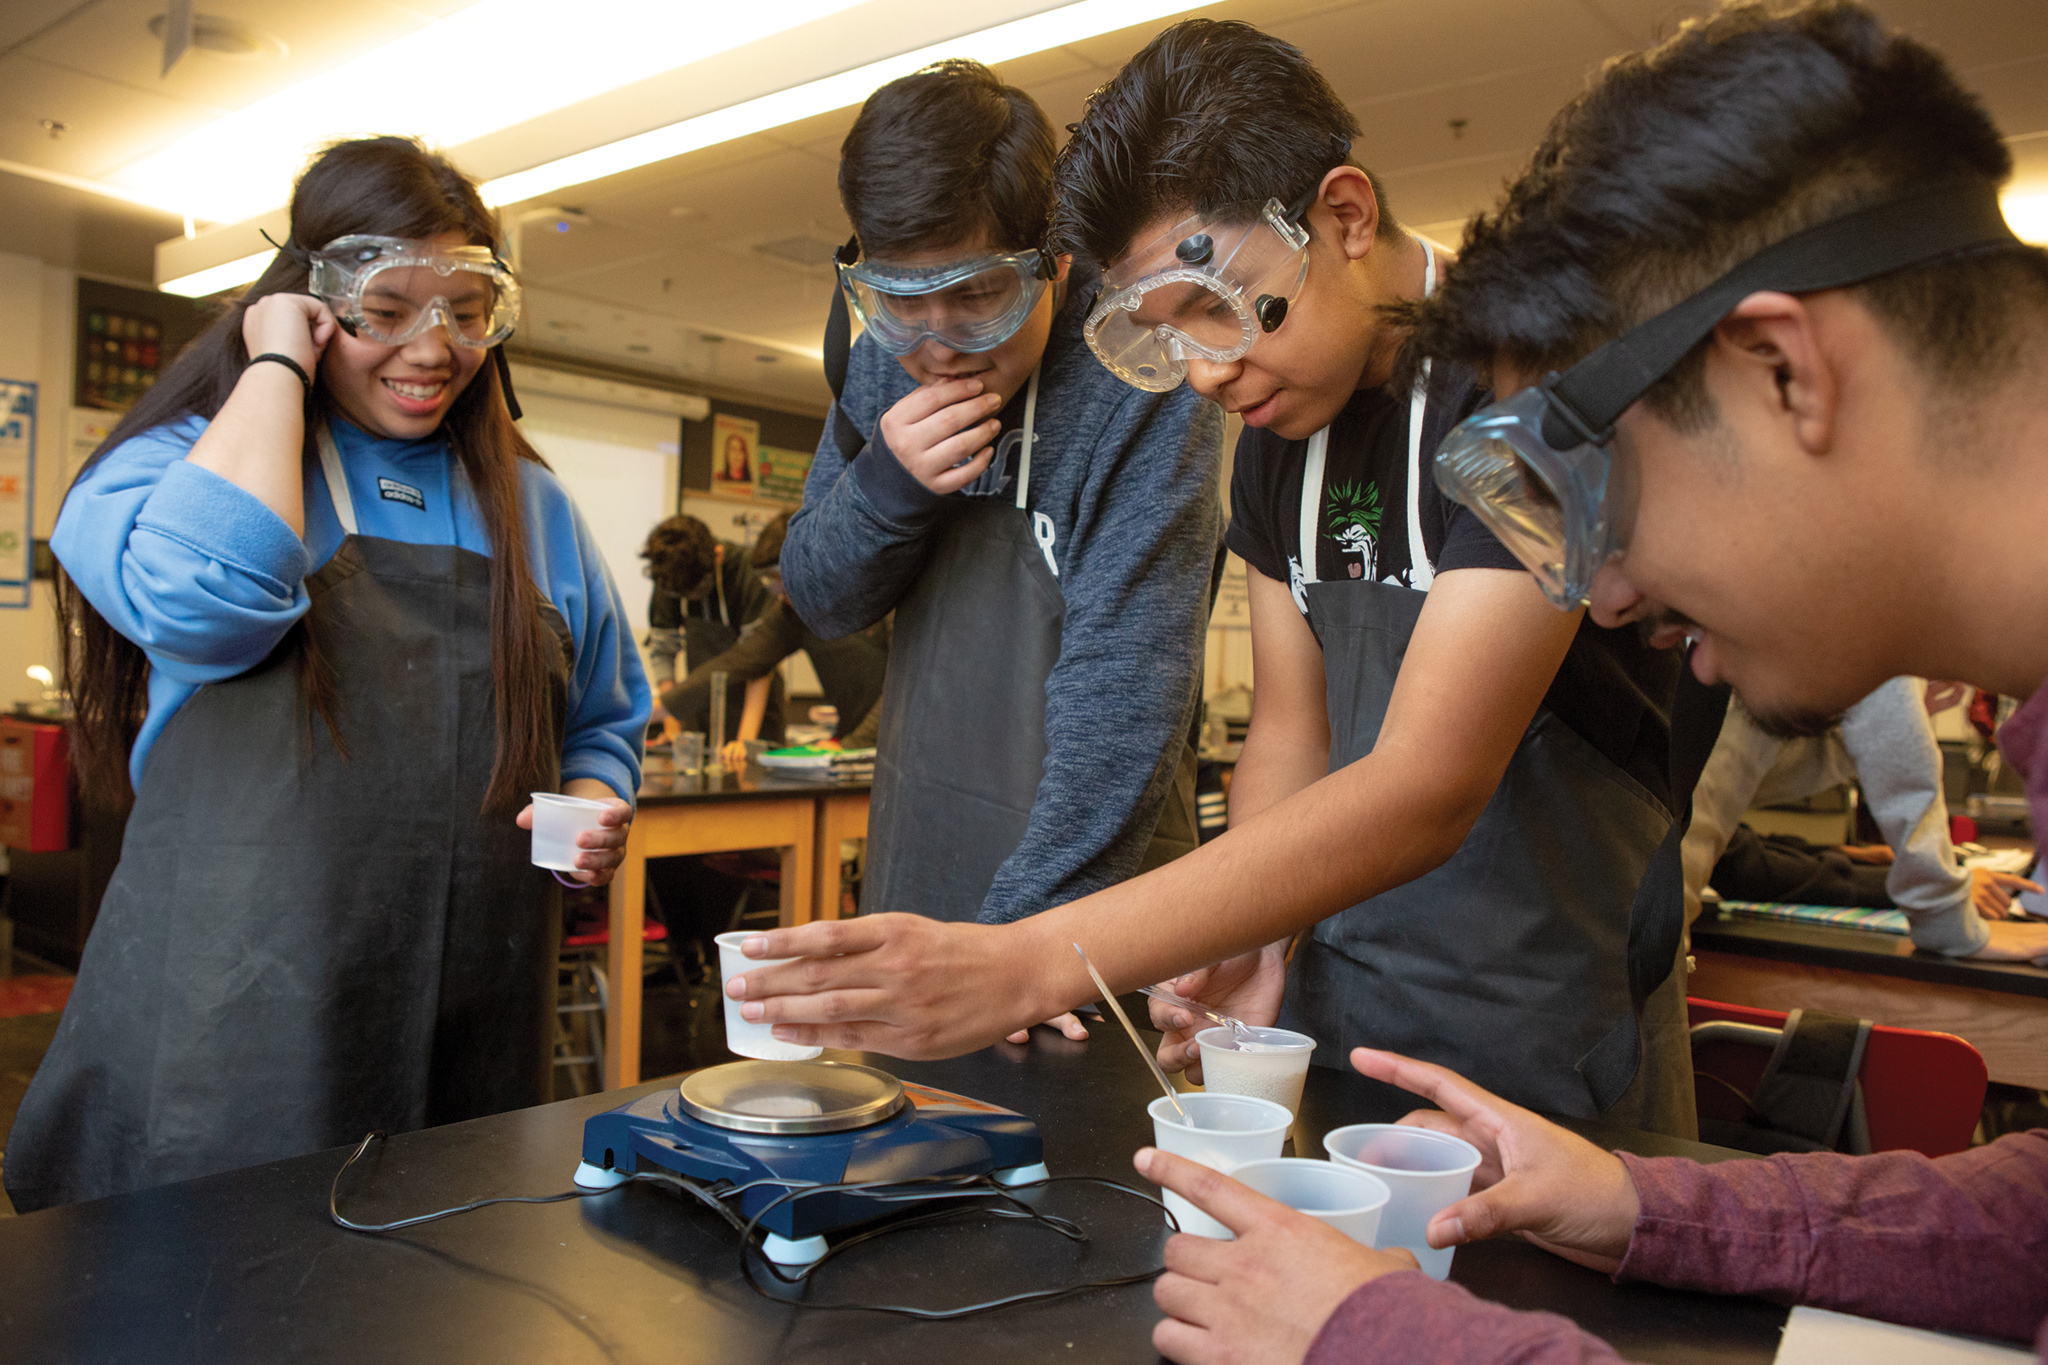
1687, 997, 1987, 1157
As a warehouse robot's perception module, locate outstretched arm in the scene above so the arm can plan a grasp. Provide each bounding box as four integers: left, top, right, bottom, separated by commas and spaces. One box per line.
728, 567, 1581, 1057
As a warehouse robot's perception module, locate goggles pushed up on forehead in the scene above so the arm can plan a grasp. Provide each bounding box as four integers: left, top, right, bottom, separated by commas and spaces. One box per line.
835, 243, 1056, 356
1434, 179, 2023, 610
307, 235, 521, 349
1083, 198, 1315, 392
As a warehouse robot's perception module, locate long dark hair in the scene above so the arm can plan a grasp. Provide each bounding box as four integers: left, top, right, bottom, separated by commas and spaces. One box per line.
59, 135, 560, 815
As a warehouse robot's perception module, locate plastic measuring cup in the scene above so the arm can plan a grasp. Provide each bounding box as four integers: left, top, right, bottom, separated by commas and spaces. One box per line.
529, 791, 611, 872
1147, 1093, 1292, 1238
715, 931, 823, 1062
1196, 1025, 1315, 1116
1229, 1158, 1390, 1245
1323, 1123, 1482, 1278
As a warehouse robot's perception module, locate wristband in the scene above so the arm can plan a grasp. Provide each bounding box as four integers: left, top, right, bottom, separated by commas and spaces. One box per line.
248, 352, 312, 393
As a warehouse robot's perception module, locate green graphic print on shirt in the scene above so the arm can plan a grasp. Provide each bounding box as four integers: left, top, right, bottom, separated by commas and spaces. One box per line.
1324, 478, 1383, 581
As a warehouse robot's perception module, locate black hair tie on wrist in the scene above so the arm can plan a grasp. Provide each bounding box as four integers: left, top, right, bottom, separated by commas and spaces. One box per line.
248, 352, 312, 393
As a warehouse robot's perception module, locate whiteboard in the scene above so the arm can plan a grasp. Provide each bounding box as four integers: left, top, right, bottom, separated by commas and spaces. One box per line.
516, 390, 680, 645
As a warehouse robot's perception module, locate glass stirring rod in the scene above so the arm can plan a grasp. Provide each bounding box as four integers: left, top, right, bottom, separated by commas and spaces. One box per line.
1073, 943, 1190, 1124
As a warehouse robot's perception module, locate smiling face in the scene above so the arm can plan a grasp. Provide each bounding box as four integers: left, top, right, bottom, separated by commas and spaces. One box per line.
1560, 291, 1962, 734
318, 230, 492, 440
870, 230, 1064, 409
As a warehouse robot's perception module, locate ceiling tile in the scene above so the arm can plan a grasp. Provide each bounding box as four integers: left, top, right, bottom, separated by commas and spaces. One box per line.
0, 52, 216, 179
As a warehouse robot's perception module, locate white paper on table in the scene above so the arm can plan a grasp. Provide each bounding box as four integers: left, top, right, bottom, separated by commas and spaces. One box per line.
1774, 1306, 2035, 1364
1962, 848, 2037, 875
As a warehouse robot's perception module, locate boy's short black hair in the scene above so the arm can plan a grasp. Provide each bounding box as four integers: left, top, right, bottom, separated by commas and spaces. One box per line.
839, 60, 1056, 256
1050, 19, 1392, 269
641, 515, 718, 599
1411, 1, 2048, 432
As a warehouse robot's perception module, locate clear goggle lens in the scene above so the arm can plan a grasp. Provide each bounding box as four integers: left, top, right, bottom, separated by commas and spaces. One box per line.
840, 252, 1048, 355
1433, 385, 1630, 609
310, 236, 520, 350
1084, 201, 1311, 392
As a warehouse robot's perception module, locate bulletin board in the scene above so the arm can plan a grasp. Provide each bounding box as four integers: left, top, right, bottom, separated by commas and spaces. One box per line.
0, 380, 36, 610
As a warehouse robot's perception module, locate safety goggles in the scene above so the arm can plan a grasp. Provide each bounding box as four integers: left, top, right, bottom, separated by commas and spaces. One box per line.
836, 246, 1055, 356
1434, 179, 2022, 609
1084, 197, 1316, 392
307, 235, 521, 349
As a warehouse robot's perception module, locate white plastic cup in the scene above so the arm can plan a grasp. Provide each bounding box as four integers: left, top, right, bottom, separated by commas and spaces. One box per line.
1197, 1026, 1316, 1117
1323, 1123, 1483, 1279
1228, 1158, 1390, 1246
530, 791, 611, 872
715, 931, 823, 1062
1147, 1093, 1292, 1238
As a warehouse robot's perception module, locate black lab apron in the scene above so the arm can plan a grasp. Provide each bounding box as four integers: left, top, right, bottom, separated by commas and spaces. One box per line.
856, 368, 1199, 922
1275, 265, 1697, 1133
4, 429, 569, 1211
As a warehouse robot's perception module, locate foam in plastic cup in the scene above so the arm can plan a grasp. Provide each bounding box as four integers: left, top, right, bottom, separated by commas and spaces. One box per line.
715, 931, 823, 1062
1323, 1123, 1482, 1278
1229, 1158, 1390, 1245
530, 791, 611, 872
1147, 1092, 1292, 1238
1196, 1025, 1315, 1116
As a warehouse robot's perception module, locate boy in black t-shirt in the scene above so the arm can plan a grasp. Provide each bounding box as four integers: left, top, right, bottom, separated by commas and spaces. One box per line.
725, 21, 1705, 1136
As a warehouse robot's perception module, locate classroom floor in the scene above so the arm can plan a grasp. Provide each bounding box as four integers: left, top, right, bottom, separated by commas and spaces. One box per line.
0, 945, 72, 1219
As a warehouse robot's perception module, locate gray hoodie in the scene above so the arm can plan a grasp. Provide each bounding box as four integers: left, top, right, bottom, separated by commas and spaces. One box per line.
782, 261, 1223, 921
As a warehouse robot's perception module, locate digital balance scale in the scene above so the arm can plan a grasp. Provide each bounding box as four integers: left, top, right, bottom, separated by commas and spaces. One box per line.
574, 1059, 1048, 1266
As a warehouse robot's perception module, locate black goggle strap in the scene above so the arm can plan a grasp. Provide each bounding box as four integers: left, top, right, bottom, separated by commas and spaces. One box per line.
1280, 136, 1355, 228
824, 235, 866, 460
1541, 179, 2020, 451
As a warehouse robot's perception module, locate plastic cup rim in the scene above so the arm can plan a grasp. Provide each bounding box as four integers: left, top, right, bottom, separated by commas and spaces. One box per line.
1147, 1092, 1292, 1136
1193, 1025, 1315, 1054
1229, 1157, 1391, 1215
1322, 1123, 1483, 1177
531, 791, 613, 810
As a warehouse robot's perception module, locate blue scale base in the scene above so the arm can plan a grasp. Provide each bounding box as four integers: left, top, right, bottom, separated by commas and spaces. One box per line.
576, 1076, 1047, 1253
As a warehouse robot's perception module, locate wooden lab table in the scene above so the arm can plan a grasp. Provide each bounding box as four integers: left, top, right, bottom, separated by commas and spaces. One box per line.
1691, 910, 2048, 1087
604, 763, 870, 1089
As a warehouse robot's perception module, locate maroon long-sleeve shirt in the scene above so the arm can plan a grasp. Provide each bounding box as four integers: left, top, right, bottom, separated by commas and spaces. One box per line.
1304, 1131, 2048, 1363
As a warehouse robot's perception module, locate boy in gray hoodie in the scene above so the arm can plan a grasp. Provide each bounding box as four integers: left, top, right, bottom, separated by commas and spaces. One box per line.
782, 60, 1222, 944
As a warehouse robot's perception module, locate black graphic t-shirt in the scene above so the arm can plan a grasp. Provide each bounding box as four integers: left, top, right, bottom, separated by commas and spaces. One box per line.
1226, 360, 1686, 807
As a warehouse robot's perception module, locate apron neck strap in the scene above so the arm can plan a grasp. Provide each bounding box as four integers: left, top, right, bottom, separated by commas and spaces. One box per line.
314, 421, 359, 538
1011, 363, 1043, 511
1404, 238, 1438, 592
1296, 236, 1441, 608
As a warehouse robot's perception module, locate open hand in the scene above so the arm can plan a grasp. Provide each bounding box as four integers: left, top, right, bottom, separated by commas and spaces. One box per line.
1148, 942, 1288, 1081
1349, 1047, 1640, 1271
1971, 867, 2044, 920
877, 378, 1006, 494
1136, 1146, 1417, 1365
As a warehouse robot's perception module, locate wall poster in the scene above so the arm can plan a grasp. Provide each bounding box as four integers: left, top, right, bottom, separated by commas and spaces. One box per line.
755, 444, 813, 505
0, 380, 36, 610
710, 412, 759, 496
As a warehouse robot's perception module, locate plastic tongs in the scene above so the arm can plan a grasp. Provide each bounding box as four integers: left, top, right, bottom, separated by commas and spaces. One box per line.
1137, 985, 1256, 1042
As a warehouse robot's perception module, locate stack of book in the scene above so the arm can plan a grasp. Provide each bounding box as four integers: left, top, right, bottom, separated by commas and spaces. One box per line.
759, 745, 876, 781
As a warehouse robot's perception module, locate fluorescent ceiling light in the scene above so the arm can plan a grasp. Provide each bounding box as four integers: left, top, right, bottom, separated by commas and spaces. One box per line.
2005, 190, 2048, 246
480, 0, 1205, 206
113, 0, 867, 224
161, 250, 274, 297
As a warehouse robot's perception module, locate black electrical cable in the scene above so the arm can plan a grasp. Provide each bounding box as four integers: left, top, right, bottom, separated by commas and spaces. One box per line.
328, 1133, 1178, 1319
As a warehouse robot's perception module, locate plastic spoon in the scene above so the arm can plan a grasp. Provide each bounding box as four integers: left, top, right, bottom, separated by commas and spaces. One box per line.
1138, 985, 1256, 1042
1073, 943, 1190, 1125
